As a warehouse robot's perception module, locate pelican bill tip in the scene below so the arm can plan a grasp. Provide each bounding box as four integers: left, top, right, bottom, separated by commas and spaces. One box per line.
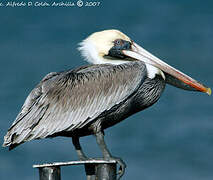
206, 87, 211, 96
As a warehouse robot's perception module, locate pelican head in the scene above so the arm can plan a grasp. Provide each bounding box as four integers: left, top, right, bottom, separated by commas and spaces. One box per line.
78, 29, 211, 95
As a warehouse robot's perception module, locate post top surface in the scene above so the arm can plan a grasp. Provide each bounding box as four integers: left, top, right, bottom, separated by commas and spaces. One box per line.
33, 159, 117, 168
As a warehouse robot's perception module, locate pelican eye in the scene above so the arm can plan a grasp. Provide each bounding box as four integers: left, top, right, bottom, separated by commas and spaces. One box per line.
107, 39, 131, 59
114, 39, 123, 46
113, 39, 131, 50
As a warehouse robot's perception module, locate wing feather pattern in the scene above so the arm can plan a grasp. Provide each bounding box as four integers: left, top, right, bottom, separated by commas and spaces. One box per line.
3, 62, 146, 148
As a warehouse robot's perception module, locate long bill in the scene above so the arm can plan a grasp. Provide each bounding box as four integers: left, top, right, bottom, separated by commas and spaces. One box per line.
122, 42, 211, 95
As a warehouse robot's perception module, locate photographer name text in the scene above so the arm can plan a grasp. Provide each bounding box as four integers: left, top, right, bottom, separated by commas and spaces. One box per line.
0, 1, 101, 7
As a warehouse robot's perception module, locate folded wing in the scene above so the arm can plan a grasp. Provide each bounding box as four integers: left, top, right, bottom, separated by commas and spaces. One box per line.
3, 62, 146, 149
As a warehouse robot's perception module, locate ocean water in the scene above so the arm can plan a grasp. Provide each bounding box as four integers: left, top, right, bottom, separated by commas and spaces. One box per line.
0, 0, 213, 180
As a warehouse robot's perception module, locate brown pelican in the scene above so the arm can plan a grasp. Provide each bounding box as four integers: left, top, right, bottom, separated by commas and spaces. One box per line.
3, 29, 211, 179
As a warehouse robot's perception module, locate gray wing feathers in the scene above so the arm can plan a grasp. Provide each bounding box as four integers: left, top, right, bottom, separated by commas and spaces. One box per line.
3, 72, 58, 146
3, 62, 145, 147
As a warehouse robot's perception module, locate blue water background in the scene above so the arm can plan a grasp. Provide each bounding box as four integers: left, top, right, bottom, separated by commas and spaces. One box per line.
0, 0, 213, 179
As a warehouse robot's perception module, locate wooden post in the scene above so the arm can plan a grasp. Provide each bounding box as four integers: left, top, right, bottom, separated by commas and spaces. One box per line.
38, 167, 61, 180
96, 163, 116, 180
33, 159, 117, 180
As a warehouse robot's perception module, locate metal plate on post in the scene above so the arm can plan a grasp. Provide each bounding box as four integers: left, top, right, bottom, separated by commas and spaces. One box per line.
33, 159, 116, 168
